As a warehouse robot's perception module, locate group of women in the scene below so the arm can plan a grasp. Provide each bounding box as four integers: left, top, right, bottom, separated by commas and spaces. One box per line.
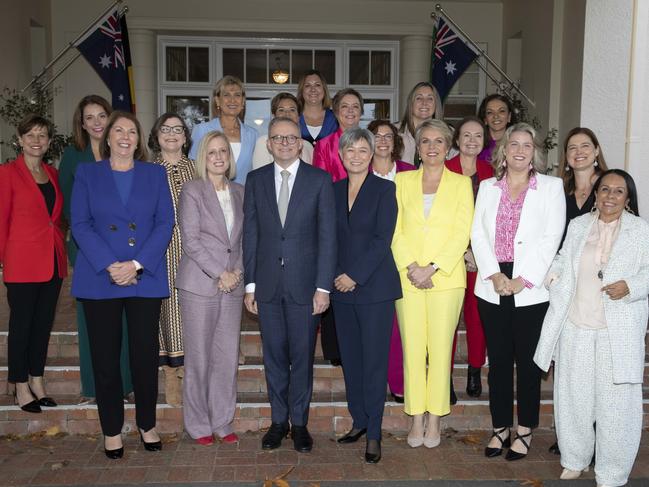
0, 73, 646, 484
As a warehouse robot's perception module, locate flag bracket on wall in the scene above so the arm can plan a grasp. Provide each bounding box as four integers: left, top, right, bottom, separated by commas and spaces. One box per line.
431, 3, 535, 107
21, 0, 136, 113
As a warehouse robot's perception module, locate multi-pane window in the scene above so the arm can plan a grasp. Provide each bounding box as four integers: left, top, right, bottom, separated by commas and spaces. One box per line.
158, 37, 400, 130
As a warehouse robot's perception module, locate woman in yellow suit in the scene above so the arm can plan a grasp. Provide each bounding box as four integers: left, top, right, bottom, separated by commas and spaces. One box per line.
392, 119, 474, 449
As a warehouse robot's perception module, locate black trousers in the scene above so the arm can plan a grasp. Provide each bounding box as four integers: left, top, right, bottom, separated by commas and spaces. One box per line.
320, 307, 340, 361
6, 269, 62, 383
82, 297, 161, 436
477, 262, 548, 429
333, 300, 393, 440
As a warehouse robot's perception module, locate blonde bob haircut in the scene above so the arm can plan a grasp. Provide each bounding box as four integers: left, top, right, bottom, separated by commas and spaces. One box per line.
492, 122, 546, 180
194, 130, 236, 181
414, 119, 453, 149
212, 75, 246, 121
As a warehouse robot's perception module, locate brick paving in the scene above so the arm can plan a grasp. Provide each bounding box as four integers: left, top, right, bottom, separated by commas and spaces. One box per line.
1, 428, 648, 486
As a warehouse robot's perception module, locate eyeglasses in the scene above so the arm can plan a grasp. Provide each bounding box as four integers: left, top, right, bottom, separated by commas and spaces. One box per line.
159, 125, 184, 134
374, 133, 394, 141
270, 135, 299, 145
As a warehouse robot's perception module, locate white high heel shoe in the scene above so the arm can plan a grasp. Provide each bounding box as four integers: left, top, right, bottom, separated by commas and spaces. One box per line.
560, 466, 589, 480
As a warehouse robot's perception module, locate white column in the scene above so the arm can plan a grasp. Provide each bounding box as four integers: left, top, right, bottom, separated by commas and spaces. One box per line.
129, 28, 156, 137
399, 35, 431, 120
626, 0, 649, 217
580, 0, 632, 170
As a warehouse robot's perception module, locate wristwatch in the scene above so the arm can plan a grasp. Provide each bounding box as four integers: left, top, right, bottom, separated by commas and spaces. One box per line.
429, 262, 440, 272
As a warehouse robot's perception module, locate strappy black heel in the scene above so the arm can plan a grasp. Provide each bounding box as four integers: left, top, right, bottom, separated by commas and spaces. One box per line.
484, 426, 510, 457
505, 431, 532, 461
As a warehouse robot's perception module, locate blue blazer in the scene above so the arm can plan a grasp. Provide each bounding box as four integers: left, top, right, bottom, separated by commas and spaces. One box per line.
243, 161, 336, 305
331, 174, 401, 304
188, 117, 258, 184
70, 160, 174, 299
299, 109, 339, 145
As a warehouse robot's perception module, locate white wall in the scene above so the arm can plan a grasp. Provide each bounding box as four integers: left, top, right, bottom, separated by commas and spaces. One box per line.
625, 0, 649, 218
580, 0, 632, 170
0, 0, 51, 161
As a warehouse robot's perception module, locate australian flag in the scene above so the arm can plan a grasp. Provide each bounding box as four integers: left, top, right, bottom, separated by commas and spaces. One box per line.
76, 10, 135, 112
431, 18, 479, 101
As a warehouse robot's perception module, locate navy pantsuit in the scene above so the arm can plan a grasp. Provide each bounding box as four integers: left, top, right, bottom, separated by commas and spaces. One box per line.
243, 161, 336, 426
331, 174, 402, 440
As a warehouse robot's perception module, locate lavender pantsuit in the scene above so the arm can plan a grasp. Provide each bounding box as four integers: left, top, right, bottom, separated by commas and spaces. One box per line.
175, 179, 244, 439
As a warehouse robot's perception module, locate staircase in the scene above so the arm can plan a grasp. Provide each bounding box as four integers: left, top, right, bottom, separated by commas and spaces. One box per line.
1, 276, 647, 436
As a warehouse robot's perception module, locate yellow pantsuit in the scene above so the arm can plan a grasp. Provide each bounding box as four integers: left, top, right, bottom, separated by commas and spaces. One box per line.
392, 168, 474, 416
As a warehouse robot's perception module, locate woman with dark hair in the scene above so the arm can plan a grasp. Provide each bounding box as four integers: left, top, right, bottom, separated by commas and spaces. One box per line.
0, 114, 67, 413
398, 82, 443, 166
445, 116, 494, 399
477, 94, 514, 163
332, 127, 401, 463
366, 119, 413, 403
189, 75, 258, 184
558, 127, 609, 240
59, 95, 134, 404
535, 169, 647, 486
296, 70, 338, 145
252, 92, 314, 168
148, 113, 195, 406
471, 123, 565, 461
546, 127, 609, 455
313, 88, 364, 182
71, 111, 174, 459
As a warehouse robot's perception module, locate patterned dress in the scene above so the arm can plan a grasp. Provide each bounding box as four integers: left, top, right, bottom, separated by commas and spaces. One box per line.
154, 155, 196, 367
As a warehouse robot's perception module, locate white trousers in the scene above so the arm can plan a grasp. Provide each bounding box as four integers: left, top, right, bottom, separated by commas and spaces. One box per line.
554, 321, 643, 487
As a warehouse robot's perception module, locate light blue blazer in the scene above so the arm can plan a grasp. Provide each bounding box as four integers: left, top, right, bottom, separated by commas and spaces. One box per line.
189, 117, 258, 184
70, 160, 174, 299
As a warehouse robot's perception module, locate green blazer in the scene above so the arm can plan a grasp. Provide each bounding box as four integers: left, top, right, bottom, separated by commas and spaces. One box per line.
58, 144, 95, 264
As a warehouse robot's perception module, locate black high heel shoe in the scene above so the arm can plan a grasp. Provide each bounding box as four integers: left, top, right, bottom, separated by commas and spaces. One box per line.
484, 427, 510, 457
365, 439, 381, 464
104, 435, 124, 459
13, 391, 41, 414
28, 386, 57, 407
139, 429, 162, 451
104, 446, 124, 459
505, 431, 532, 461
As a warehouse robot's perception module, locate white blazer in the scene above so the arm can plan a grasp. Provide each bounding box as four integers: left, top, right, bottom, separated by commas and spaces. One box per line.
471, 173, 566, 306
534, 211, 649, 384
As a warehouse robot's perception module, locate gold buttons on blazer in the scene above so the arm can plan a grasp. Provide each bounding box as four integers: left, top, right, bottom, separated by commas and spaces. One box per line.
109, 224, 117, 231
128, 237, 136, 247
128, 222, 136, 230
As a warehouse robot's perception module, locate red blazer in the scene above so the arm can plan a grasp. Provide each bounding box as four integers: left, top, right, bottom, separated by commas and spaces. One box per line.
445, 154, 494, 186
0, 155, 67, 282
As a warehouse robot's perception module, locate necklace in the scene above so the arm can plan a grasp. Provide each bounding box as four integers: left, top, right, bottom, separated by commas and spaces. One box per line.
594, 214, 621, 280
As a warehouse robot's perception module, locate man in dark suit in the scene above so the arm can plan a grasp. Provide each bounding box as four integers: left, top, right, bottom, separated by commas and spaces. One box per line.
243, 117, 336, 452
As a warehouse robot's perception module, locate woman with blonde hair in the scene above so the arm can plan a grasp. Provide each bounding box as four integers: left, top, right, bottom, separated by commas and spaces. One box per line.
398, 82, 443, 166
176, 131, 244, 446
392, 119, 473, 449
471, 122, 565, 461
189, 75, 258, 184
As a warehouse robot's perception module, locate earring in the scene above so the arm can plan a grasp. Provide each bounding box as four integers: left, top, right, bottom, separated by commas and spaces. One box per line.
565, 165, 570, 171
590, 204, 597, 214
625, 202, 635, 215
594, 158, 598, 167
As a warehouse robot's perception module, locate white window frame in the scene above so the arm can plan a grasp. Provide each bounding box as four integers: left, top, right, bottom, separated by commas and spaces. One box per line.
158, 36, 400, 122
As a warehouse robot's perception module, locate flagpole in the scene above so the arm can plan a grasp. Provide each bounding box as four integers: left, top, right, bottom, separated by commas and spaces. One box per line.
22, 0, 124, 92
40, 5, 129, 92
432, 3, 536, 107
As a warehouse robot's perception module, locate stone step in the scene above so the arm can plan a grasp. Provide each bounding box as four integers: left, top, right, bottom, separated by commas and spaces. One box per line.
0, 396, 560, 437
0, 329, 477, 364
3, 361, 649, 406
